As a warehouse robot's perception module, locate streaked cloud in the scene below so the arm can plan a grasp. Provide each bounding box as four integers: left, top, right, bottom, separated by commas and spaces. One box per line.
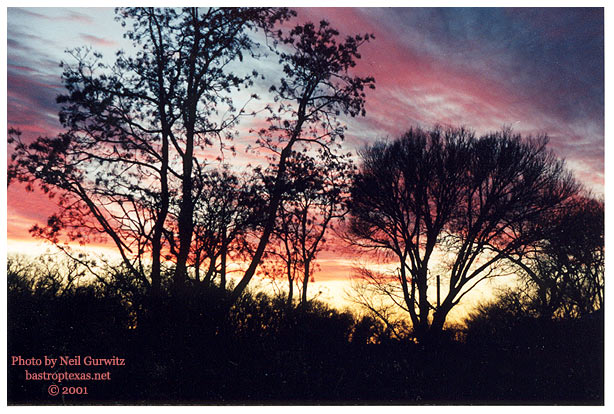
79, 33, 118, 47
6, 7, 604, 282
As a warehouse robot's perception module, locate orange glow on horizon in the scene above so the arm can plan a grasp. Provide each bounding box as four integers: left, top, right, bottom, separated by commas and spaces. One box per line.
6, 234, 511, 326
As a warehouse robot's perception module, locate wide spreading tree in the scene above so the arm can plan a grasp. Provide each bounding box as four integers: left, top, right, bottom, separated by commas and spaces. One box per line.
346, 126, 580, 340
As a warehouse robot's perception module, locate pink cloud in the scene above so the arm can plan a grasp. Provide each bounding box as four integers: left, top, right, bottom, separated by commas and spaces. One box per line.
79, 33, 118, 48
291, 8, 603, 193
6, 7, 604, 279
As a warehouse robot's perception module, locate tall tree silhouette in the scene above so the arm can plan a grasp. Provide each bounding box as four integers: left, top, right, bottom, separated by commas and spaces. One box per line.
228, 20, 375, 304
8, 7, 292, 297
8, 10, 374, 306
347, 127, 579, 340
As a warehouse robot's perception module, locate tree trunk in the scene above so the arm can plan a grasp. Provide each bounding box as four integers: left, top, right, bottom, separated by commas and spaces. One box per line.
416, 267, 430, 339
229, 125, 303, 304
173, 152, 194, 294
194, 251, 201, 283
287, 261, 294, 307
220, 230, 227, 291
430, 301, 451, 335
150, 14, 171, 299
173, 14, 199, 294
301, 259, 310, 305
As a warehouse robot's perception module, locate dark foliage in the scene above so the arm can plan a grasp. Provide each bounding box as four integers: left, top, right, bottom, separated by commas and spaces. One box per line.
463, 291, 603, 403
8, 256, 603, 405
346, 126, 580, 340
8, 8, 374, 308
504, 196, 604, 319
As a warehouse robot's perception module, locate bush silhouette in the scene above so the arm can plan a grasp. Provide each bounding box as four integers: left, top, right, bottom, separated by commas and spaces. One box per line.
8, 255, 603, 404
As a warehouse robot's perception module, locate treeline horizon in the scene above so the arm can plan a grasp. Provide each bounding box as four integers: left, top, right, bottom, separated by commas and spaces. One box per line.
7, 253, 604, 404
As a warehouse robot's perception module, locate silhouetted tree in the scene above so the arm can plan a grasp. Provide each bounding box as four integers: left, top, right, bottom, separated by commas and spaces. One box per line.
9, 10, 374, 307
228, 20, 375, 304
8, 7, 293, 298
184, 167, 260, 290
347, 126, 579, 340
265, 152, 352, 306
263, 207, 302, 305
502, 195, 604, 319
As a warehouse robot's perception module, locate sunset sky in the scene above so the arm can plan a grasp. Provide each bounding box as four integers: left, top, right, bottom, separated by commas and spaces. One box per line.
6, 7, 604, 312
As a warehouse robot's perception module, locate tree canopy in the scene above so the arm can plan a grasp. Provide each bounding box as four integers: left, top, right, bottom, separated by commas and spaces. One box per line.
8, 7, 374, 307
347, 126, 581, 340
